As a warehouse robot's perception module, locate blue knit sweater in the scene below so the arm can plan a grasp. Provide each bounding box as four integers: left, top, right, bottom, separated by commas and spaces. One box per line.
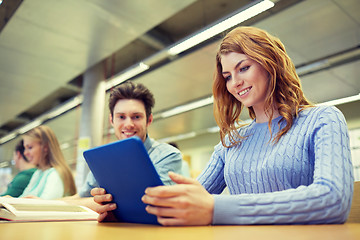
197, 105, 354, 225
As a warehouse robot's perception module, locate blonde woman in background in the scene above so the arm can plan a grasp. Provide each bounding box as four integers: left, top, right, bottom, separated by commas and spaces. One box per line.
20, 125, 76, 199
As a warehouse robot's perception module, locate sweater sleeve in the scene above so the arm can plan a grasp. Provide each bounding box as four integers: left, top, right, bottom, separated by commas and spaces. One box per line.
212, 106, 354, 225
197, 143, 227, 194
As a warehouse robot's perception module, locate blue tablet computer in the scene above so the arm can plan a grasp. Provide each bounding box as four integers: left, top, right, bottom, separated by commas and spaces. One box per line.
83, 137, 163, 225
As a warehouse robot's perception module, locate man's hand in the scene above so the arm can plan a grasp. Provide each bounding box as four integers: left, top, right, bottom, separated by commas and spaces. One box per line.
91, 188, 117, 222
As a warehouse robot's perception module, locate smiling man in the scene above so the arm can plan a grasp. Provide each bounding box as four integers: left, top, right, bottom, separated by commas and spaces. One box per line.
77, 81, 183, 198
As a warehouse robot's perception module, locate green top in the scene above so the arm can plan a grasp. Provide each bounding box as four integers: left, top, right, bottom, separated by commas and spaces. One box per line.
1, 168, 37, 197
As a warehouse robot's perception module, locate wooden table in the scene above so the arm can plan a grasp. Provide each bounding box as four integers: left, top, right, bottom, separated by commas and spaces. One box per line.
1, 221, 359, 240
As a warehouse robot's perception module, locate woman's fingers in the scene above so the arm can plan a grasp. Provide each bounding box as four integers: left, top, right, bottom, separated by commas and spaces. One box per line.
168, 171, 198, 185
145, 204, 213, 226
145, 181, 201, 199
142, 178, 214, 226
157, 216, 188, 226
142, 194, 185, 208
144, 185, 182, 198
145, 205, 184, 218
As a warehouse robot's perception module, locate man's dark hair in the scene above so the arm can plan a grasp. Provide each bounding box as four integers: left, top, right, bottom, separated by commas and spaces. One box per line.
15, 139, 28, 162
108, 81, 155, 120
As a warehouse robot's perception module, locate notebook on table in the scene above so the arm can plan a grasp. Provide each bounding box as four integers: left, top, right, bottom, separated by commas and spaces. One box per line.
83, 136, 163, 225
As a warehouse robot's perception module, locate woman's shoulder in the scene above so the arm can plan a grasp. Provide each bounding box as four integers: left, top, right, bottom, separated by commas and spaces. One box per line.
42, 167, 62, 179
30, 168, 41, 177
300, 105, 345, 119
296, 105, 347, 130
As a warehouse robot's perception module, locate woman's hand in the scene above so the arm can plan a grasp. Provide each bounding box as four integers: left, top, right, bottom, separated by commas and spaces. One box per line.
142, 171, 214, 226
90, 187, 117, 222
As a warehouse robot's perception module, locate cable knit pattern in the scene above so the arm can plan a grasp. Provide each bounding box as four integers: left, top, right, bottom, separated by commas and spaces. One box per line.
197, 105, 354, 225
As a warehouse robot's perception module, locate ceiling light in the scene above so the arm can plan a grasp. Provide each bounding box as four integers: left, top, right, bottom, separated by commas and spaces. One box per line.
0, 133, 17, 145
157, 96, 214, 119
317, 93, 360, 106
158, 132, 197, 143
46, 95, 83, 120
168, 0, 274, 55
106, 62, 150, 90
206, 126, 220, 133
18, 119, 43, 134
296, 60, 329, 75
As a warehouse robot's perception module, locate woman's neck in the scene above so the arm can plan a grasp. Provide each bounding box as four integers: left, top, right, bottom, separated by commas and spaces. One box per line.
254, 108, 280, 123
37, 163, 51, 171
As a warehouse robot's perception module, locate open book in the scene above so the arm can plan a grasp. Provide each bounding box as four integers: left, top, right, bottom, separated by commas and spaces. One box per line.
0, 197, 98, 222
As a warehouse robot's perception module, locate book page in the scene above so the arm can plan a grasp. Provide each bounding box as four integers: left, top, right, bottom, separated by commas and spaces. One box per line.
6, 204, 89, 212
